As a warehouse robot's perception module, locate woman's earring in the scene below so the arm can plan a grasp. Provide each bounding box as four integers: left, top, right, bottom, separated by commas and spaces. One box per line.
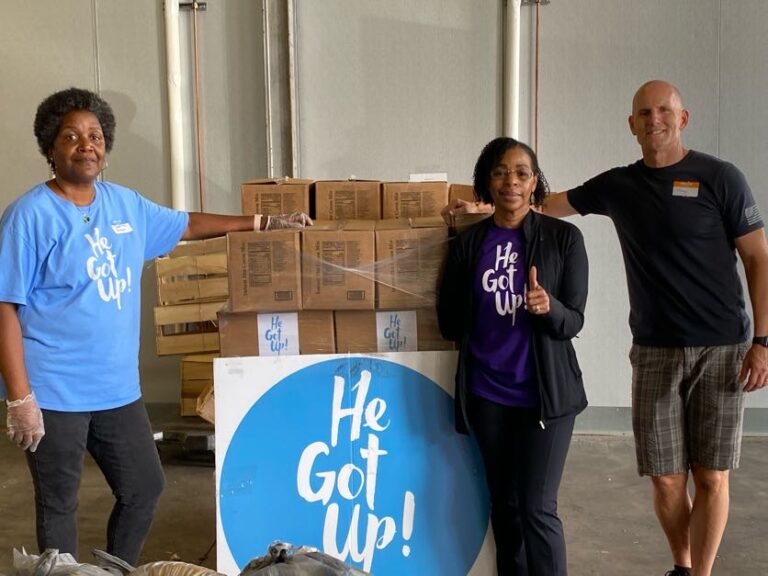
48, 158, 56, 178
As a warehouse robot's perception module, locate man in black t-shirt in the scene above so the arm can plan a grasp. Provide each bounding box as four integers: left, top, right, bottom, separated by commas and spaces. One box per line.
543, 80, 768, 576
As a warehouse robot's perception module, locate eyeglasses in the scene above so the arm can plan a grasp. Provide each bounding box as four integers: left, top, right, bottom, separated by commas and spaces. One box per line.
490, 167, 534, 181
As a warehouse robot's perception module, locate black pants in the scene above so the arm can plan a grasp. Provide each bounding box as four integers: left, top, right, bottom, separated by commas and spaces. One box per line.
25, 399, 165, 565
468, 393, 574, 576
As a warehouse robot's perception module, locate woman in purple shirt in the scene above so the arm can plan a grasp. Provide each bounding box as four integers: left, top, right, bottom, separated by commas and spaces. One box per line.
438, 137, 589, 576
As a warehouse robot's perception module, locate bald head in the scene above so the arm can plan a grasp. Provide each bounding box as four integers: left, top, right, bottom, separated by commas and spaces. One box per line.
632, 80, 684, 115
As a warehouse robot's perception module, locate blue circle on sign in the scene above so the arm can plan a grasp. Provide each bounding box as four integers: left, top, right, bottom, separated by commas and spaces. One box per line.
219, 356, 489, 575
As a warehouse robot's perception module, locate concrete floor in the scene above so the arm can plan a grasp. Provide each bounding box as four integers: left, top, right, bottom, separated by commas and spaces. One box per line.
1, 410, 766, 575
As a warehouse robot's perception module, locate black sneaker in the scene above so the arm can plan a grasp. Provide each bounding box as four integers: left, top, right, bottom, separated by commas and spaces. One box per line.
665, 569, 691, 576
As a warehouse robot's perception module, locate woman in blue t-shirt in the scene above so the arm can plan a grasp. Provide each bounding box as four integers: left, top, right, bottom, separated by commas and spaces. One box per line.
0, 87, 311, 565
438, 137, 589, 575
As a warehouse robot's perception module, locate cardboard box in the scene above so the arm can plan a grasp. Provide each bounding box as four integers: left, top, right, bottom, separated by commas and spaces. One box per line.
196, 383, 215, 424
449, 183, 477, 204
382, 181, 449, 219
227, 230, 302, 312
241, 178, 313, 217
375, 218, 449, 309
181, 354, 215, 416
168, 236, 228, 258
218, 310, 335, 357
451, 212, 493, 233
447, 183, 493, 232
415, 307, 455, 351
334, 309, 454, 353
301, 220, 376, 310
314, 180, 381, 220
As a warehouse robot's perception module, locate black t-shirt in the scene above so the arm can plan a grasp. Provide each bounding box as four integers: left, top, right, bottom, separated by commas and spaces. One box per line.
568, 150, 763, 346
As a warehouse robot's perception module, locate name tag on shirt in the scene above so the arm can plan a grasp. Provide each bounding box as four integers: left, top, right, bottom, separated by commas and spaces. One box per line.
111, 223, 134, 234
672, 180, 699, 198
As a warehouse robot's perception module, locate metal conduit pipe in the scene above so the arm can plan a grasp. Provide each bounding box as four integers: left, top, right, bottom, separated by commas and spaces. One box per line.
164, 0, 187, 211
504, 0, 522, 139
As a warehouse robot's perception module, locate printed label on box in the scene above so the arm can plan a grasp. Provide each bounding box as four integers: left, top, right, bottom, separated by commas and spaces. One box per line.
258, 312, 300, 356
376, 311, 417, 352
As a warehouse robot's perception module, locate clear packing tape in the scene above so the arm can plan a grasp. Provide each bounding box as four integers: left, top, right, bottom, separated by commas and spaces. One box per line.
160, 215, 495, 310
152, 215, 494, 356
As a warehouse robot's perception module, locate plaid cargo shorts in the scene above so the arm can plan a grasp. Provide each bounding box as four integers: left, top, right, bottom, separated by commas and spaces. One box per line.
629, 342, 749, 477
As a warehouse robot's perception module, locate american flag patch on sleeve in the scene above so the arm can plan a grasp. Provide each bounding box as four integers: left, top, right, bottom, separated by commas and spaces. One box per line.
745, 204, 763, 226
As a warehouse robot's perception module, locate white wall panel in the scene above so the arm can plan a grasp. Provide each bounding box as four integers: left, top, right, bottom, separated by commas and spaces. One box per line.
294, 0, 501, 183
720, 0, 768, 408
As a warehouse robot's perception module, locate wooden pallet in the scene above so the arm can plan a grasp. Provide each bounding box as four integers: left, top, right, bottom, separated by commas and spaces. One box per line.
155, 252, 229, 306
180, 354, 216, 417
154, 301, 227, 356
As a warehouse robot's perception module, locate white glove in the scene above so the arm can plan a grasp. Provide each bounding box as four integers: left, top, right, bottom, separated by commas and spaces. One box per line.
7, 392, 45, 452
265, 212, 313, 230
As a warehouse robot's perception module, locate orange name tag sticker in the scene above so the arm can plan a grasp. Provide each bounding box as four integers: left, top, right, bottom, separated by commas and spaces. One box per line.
672, 180, 699, 197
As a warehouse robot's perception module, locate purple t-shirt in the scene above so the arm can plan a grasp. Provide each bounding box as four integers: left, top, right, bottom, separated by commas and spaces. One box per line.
468, 224, 538, 408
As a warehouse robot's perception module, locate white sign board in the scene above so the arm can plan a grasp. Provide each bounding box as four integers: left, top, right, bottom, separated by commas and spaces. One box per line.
214, 352, 495, 575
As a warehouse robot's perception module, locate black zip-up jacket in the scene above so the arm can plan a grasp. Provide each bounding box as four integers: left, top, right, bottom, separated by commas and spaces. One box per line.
437, 210, 589, 433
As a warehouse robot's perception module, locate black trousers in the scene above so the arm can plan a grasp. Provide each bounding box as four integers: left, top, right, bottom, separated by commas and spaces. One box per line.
25, 399, 165, 565
468, 393, 574, 576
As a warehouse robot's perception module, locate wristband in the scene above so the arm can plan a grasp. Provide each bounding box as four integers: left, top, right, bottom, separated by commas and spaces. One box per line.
253, 214, 262, 231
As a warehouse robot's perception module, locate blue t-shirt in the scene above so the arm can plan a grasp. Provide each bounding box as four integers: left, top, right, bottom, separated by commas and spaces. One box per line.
0, 181, 189, 411
468, 224, 538, 408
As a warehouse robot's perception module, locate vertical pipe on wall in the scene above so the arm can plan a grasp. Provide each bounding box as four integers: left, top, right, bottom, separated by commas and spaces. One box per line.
287, 0, 299, 177
263, 0, 296, 178
191, 2, 206, 212
263, 1, 276, 178
164, 0, 187, 211
503, 0, 522, 138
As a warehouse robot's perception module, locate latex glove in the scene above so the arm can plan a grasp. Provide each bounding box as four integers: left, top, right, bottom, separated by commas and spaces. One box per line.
7, 392, 45, 452
265, 212, 313, 230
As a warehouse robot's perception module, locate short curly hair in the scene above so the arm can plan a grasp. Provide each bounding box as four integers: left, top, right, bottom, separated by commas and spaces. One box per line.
34, 87, 116, 168
473, 137, 549, 207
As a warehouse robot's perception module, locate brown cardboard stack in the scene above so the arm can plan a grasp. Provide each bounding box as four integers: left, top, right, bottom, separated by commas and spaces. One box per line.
220, 225, 338, 358
331, 216, 454, 353
155, 176, 466, 416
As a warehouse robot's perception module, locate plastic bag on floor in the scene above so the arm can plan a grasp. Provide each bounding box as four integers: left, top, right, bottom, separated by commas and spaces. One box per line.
238, 542, 370, 576
12, 549, 115, 576
90, 551, 224, 576
126, 562, 223, 576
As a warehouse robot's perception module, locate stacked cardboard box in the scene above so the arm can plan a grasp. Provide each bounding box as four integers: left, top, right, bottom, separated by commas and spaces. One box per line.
155, 177, 466, 416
